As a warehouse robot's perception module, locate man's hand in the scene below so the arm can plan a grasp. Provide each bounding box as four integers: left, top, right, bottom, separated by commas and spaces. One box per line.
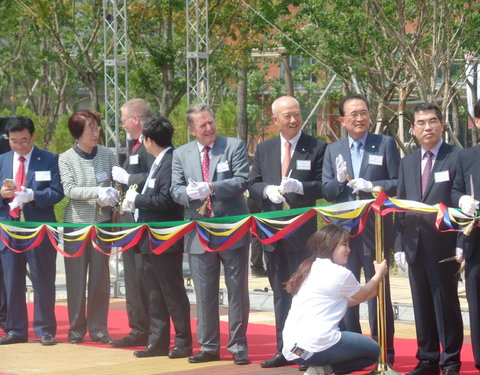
280, 177, 303, 194
265, 185, 286, 204
347, 178, 373, 194
459, 195, 479, 217
112, 166, 130, 185
394, 252, 407, 273
335, 154, 348, 183
122, 189, 138, 213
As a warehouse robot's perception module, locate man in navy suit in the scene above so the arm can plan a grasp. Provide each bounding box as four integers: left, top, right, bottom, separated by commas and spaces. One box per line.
122, 115, 192, 359
452, 98, 480, 373
249, 95, 326, 369
322, 94, 399, 364
0, 116, 63, 345
395, 103, 462, 375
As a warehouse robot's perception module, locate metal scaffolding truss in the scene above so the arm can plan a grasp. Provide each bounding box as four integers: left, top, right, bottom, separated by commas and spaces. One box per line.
186, 0, 209, 107
103, 0, 128, 152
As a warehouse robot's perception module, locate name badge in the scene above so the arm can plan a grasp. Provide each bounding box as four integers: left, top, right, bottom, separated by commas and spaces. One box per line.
35, 170, 51, 182
96, 171, 109, 183
216, 161, 230, 173
368, 155, 383, 166
434, 170, 450, 183
296, 160, 311, 171
148, 178, 156, 189
129, 154, 139, 165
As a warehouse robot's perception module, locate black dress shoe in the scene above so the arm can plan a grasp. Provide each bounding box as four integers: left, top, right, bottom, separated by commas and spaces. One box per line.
134, 344, 169, 358
233, 351, 251, 365
91, 335, 112, 344
261, 352, 294, 368
442, 368, 459, 375
109, 335, 148, 348
69, 336, 83, 344
0, 333, 28, 345
188, 350, 220, 363
168, 346, 193, 359
407, 361, 440, 375
40, 335, 56, 346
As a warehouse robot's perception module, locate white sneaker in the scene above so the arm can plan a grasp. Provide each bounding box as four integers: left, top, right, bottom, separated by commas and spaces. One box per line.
304, 365, 334, 375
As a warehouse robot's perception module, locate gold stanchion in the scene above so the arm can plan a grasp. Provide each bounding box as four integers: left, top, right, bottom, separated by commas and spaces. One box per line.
365, 186, 403, 375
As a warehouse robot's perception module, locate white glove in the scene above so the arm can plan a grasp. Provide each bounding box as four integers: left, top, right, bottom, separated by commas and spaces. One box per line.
394, 252, 407, 273
122, 196, 135, 213
347, 178, 373, 194
195, 182, 211, 199
8, 186, 34, 211
459, 195, 479, 217
124, 189, 138, 204
97, 187, 119, 207
13, 186, 34, 205
265, 185, 286, 204
455, 247, 464, 263
112, 166, 130, 185
280, 177, 303, 194
335, 154, 348, 183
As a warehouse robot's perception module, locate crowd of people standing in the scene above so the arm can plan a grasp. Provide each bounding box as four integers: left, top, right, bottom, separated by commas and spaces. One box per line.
0, 95, 479, 375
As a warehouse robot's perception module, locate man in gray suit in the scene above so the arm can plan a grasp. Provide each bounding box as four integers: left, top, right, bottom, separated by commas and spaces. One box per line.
170, 103, 251, 365
322, 94, 400, 365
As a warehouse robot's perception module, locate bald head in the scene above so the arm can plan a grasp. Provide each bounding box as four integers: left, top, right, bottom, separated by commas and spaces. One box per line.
271, 96, 302, 140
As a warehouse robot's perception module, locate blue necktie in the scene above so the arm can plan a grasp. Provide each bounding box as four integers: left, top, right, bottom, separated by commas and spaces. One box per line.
351, 140, 362, 178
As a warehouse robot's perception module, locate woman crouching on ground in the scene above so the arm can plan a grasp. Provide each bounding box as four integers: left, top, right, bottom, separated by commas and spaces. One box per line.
282, 224, 388, 375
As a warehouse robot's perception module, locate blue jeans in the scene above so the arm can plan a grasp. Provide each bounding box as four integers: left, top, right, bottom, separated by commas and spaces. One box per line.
300, 331, 380, 374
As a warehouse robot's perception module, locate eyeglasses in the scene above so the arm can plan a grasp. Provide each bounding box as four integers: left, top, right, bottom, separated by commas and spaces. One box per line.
345, 110, 369, 119
414, 119, 441, 128
84, 126, 101, 134
9, 137, 31, 146
122, 115, 135, 124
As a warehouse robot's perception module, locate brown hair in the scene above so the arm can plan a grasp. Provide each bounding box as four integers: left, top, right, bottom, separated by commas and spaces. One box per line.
284, 224, 349, 296
67, 110, 100, 139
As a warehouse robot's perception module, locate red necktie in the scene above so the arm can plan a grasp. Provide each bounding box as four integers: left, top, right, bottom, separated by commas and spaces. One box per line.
281, 141, 291, 177
421, 150, 433, 195
131, 139, 140, 153
10, 156, 26, 219
201, 146, 212, 217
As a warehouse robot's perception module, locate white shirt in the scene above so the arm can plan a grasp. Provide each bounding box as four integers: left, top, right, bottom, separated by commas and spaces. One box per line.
282, 258, 361, 360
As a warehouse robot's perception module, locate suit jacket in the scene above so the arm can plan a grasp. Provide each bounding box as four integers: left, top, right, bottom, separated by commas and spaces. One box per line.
395, 142, 461, 263
170, 135, 249, 254
134, 148, 184, 254
322, 133, 400, 250
123, 139, 155, 191
0, 146, 64, 251
452, 145, 480, 260
248, 132, 326, 252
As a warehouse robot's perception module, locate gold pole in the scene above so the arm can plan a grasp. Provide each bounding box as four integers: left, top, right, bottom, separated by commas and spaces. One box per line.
365, 186, 403, 375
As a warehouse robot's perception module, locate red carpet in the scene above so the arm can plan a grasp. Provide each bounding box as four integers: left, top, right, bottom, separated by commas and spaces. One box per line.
24, 303, 478, 374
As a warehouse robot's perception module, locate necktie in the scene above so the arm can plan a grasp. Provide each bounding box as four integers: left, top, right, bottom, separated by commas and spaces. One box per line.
281, 141, 291, 177
131, 139, 140, 153
351, 140, 362, 178
201, 146, 212, 217
10, 156, 26, 219
421, 150, 433, 195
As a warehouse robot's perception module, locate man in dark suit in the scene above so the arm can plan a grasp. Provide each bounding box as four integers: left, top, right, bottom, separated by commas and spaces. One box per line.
110, 98, 155, 348
395, 103, 463, 375
248, 95, 326, 369
170, 103, 251, 365
121, 115, 192, 359
452, 98, 480, 373
0, 116, 63, 345
322, 94, 399, 364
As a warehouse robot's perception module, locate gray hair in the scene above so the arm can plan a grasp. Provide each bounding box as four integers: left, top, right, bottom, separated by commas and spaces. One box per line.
271, 96, 300, 116
186, 103, 214, 127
